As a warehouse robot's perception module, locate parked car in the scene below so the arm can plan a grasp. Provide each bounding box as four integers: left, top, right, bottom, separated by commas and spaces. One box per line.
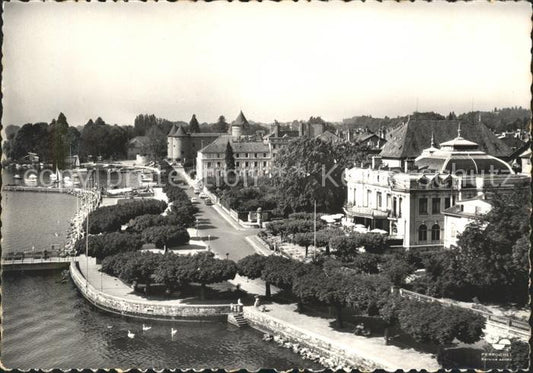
190, 197, 198, 203
205, 198, 213, 206
199, 192, 207, 199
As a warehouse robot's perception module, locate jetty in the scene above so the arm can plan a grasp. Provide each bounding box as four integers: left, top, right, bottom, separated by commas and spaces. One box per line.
2, 256, 78, 272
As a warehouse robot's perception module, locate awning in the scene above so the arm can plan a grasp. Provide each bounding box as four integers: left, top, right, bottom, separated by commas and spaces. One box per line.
344, 206, 389, 219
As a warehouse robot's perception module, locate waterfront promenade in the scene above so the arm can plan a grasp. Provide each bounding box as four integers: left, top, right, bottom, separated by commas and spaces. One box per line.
76, 253, 439, 370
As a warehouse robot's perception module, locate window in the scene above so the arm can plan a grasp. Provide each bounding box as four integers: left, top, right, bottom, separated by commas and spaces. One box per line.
207, 162, 211, 168
392, 197, 397, 216
418, 224, 427, 241
398, 198, 402, 217
254, 162, 258, 167
431, 224, 440, 241
376, 192, 382, 208
236, 162, 240, 167
245, 162, 249, 167
366, 190, 372, 207
245, 153, 249, 158
263, 153, 267, 157
255, 153, 258, 158
432, 198, 441, 214
386, 194, 391, 209
216, 162, 220, 168
444, 197, 451, 209
263, 161, 267, 167
419, 198, 428, 214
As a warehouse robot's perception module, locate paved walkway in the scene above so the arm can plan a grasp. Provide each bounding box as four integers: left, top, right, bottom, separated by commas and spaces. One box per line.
249, 303, 440, 370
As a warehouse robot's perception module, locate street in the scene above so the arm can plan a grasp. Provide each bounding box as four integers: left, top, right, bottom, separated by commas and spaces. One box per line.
179, 183, 260, 262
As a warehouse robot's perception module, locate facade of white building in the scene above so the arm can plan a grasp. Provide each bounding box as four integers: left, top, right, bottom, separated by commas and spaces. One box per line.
442, 196, 492, 249
345, 130, 527, 250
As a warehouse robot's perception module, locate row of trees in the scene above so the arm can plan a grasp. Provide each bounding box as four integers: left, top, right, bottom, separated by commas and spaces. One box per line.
236, 253, 485, 347
101, 251, 237, 299
87, 199, 168, 234
6, 113, 80, 169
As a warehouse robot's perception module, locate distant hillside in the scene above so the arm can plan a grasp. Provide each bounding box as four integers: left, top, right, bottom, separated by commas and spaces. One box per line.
343, 107, 531, 134
458, 107, 531, 133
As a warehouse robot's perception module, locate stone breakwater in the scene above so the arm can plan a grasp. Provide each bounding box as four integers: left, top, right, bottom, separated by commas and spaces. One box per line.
69, 261, 232, 321
63, 188, 101, 255
244, 307, 391, 371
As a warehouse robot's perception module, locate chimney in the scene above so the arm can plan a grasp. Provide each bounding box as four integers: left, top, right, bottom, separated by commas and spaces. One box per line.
372, 156, 382, 169
404, 159, 414, 173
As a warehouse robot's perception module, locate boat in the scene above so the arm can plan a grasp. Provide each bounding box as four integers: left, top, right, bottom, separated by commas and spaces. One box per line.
24, 174, 38, 186
63, 176, 74, 187
13, 174, 22, 179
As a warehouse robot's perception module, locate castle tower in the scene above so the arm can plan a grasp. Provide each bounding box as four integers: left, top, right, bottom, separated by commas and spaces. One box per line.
173, 124, 190, 162
167, 123, 179, 160
231, 111, 248, 138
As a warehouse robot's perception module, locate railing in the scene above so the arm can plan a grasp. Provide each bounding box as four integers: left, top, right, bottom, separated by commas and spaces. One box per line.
1, 256, 77, 265
398, 288, 530, 334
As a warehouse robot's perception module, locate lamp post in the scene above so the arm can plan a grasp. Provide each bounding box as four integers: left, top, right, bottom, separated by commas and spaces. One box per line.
196, 218, 199, 237
226, 253, 229, 260
207, 234, 211, 251
313, 200, 317, 249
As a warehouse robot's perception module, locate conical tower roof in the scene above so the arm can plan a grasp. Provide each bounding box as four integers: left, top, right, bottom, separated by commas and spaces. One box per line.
232, 111, 248, 127
168, 123, 179, 136
174, 124, 188, 137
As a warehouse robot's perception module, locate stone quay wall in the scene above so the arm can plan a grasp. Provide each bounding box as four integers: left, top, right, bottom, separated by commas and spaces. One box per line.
244, 307, 388, 371
70, 262, 231, 321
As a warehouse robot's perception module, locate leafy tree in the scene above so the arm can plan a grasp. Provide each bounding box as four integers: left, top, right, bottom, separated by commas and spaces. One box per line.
292, 232, 314, 257
272, 137, 369, 214
87, 199, 167, 233
225, 142, 235, 170
261, 255, 298, 297
416, 189, 530, 305
379, 254, 416, 286
189, 114, 200, 133
396, 300, 485, 346
75, 232, 143, 261
509, 340, 530, 370
127, 214, 170, 233
141, 226, 190, 249
186, 252, 237, 299
214, 115, 228, 133
236, 254, 269, 294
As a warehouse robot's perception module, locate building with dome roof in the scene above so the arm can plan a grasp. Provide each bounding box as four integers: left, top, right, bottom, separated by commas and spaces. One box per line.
344, 128, 529, 250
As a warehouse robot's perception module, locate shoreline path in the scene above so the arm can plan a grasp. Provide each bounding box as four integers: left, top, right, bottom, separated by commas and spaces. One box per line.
78, 178, 439, 370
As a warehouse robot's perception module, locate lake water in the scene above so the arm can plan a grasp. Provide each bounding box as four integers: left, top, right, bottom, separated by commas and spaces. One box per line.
1, 190, 321, 370
1, 191, 78, 254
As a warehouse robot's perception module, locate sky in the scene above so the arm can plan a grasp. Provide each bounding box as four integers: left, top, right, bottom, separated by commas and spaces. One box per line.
2, 1, 531, 127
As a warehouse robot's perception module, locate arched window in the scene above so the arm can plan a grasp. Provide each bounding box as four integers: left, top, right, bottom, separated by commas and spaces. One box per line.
431, 224, 440, 241
418, 224, 427, 242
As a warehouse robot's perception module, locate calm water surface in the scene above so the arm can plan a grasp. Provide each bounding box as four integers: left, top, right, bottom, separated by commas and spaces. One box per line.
2, 271, 321, 370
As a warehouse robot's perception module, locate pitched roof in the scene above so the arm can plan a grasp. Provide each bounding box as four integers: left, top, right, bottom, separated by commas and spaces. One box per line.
128, 136, 150, 146
191, 132, 227, 138
380, 119, 512, 159
316, 130, 341, 142
199, 135, 269, 154
232, 111, 249, 127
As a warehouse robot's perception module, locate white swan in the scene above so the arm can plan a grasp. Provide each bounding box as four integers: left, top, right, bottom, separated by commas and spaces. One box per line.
107, 325, 113, 329
127, 330, 135, 339
171, 328, 177, 336
142, 324, 151, 331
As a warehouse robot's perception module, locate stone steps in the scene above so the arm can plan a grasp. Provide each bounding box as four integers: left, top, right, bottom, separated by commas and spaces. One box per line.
228, 312, 248, 327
